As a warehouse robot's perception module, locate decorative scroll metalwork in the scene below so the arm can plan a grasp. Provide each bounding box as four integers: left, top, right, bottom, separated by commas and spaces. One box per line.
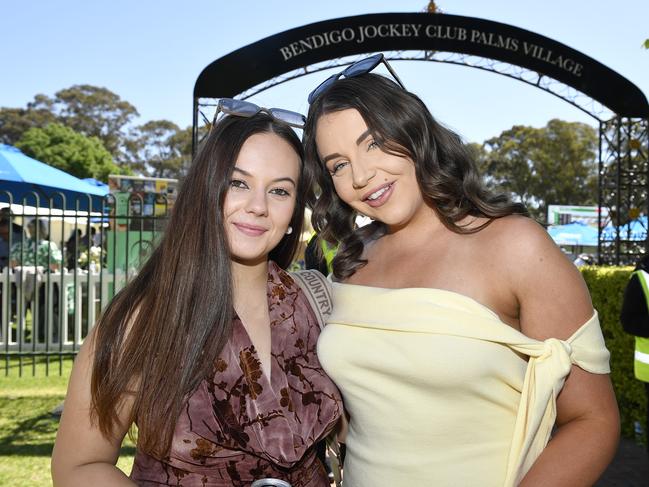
598, 117, 649, 264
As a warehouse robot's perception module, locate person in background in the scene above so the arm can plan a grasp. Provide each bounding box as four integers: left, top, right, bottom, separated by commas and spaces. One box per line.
10, 218, 62, 272
10, 217, 61, 343
0, 208, 22, 337
304, 234, 336, 276
52, 101, 342, 486
64, 229, 84, 271
303, 53, 619, 487
620, 253, 649, 458
0, 208, 22, 270
90, 226, 102, 248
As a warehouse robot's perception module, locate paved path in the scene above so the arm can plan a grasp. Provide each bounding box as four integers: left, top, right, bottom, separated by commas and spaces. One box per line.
595, 438, 648, 486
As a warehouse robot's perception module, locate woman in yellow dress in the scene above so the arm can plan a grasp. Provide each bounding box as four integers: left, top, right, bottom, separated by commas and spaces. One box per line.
303, 54, 619, 486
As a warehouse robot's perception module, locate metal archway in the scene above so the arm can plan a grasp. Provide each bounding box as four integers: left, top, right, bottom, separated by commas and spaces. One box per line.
193, 12, 649, 265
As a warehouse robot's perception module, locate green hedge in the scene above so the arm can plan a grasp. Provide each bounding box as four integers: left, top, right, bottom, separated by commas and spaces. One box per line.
580, 265, 647, 440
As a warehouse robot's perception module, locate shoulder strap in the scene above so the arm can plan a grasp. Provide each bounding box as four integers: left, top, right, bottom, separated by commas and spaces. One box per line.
290, 269, 333, 330
291, 270, 343, 486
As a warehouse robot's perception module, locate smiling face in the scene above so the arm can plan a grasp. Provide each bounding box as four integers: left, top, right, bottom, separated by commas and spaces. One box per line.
223, 132, 300, 266
315, 108, 429, 232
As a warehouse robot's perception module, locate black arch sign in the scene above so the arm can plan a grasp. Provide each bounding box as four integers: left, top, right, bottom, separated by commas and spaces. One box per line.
194, 13, 649, 118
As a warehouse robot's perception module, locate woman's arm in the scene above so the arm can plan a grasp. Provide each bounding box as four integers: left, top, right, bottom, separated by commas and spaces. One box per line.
502, 218, 619, 487
51, 329, 136, 486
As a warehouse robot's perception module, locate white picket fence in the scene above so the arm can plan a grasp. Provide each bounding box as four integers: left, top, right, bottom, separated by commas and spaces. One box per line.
0, 267, 127, 351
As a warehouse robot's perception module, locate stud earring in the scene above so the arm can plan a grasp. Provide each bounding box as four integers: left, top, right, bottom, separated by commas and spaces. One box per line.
286, 226, 293, 235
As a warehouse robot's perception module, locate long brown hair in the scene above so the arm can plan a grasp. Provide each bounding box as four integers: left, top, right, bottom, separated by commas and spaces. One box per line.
303, 73, 527, 280
91, 113, 311, 458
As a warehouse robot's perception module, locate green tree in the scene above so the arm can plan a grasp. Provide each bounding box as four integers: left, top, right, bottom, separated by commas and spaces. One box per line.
0, 96, 57, 145
16, 123, 129, 181
166, 126, 192, 178
1, 85, 139, 168
44, 85, 139, 165
132, 121, 191, 178
476, 119, 598, 222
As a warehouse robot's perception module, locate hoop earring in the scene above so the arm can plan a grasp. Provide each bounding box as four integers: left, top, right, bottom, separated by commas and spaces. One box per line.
286, 226, 293, 235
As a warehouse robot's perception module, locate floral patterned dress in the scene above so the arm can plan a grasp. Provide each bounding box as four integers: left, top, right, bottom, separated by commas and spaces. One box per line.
130, 262, 343, 486
10, 238, 62, 268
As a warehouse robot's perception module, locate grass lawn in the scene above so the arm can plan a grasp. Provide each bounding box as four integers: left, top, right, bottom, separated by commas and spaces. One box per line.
0, 357, 135, 486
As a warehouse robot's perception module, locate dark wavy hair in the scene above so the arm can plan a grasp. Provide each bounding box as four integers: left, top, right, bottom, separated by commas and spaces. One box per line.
91, 113, 312, 458
303, 73, 527, 280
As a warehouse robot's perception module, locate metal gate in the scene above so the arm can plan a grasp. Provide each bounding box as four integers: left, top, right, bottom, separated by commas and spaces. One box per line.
0, 191, 170, 376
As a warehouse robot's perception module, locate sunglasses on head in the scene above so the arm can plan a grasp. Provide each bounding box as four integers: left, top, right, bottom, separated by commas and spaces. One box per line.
307, 53, 406, 105
212, 98, 306, 129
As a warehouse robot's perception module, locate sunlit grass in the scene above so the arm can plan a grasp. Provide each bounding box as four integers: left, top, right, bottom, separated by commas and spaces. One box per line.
0, 357, 134, 486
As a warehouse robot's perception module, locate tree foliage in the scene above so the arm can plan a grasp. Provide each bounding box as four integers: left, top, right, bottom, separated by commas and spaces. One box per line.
1, 85, 138, 167
131, 120, 190, 179
475, 119, 598, 222
31, 84, 139, 165
0, 100, 57, 146
0, 84, 193, 180
15, 123, 128, 181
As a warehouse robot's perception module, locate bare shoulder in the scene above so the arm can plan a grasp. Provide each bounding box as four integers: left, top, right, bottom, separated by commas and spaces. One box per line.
480, 215, 593, 340
482, 214, 552, 249
478, 215, 566, 269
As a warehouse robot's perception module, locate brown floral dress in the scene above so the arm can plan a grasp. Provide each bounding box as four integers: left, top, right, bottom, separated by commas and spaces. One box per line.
130, 262, 343, 486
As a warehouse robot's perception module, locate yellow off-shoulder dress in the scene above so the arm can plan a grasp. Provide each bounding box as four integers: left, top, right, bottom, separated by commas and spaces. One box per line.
317, 282, 611, 487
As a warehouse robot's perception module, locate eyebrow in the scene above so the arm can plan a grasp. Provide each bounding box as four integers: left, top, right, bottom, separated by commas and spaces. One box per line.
355, 129, 372, 145
321, 129, 373, 164
232, 167, 296, 186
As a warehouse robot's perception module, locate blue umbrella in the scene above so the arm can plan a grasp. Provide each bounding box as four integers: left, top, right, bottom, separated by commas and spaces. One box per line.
0, 144, 108, 211
82, 177, 110, 192
547, 222, 599, 246
602, 216, 647, 241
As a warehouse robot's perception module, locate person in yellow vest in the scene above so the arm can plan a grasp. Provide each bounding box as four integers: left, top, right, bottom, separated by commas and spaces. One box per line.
620, 253, 649, 457
304, 233, 337, 276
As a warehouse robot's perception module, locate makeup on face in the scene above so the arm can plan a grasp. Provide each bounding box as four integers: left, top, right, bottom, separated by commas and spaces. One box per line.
315, 109, 429, 231
223, 132, 300, 265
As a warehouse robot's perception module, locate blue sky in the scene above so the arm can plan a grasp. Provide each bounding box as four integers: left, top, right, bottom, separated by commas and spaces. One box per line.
2, 0, 647, 144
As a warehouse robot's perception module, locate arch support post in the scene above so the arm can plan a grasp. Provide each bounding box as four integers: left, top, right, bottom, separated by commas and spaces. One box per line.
598, 117, 649, 264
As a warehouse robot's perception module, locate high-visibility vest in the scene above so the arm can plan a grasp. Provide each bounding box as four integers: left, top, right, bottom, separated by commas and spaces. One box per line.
632, 269, 649, 382
320, 239, 338, 275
